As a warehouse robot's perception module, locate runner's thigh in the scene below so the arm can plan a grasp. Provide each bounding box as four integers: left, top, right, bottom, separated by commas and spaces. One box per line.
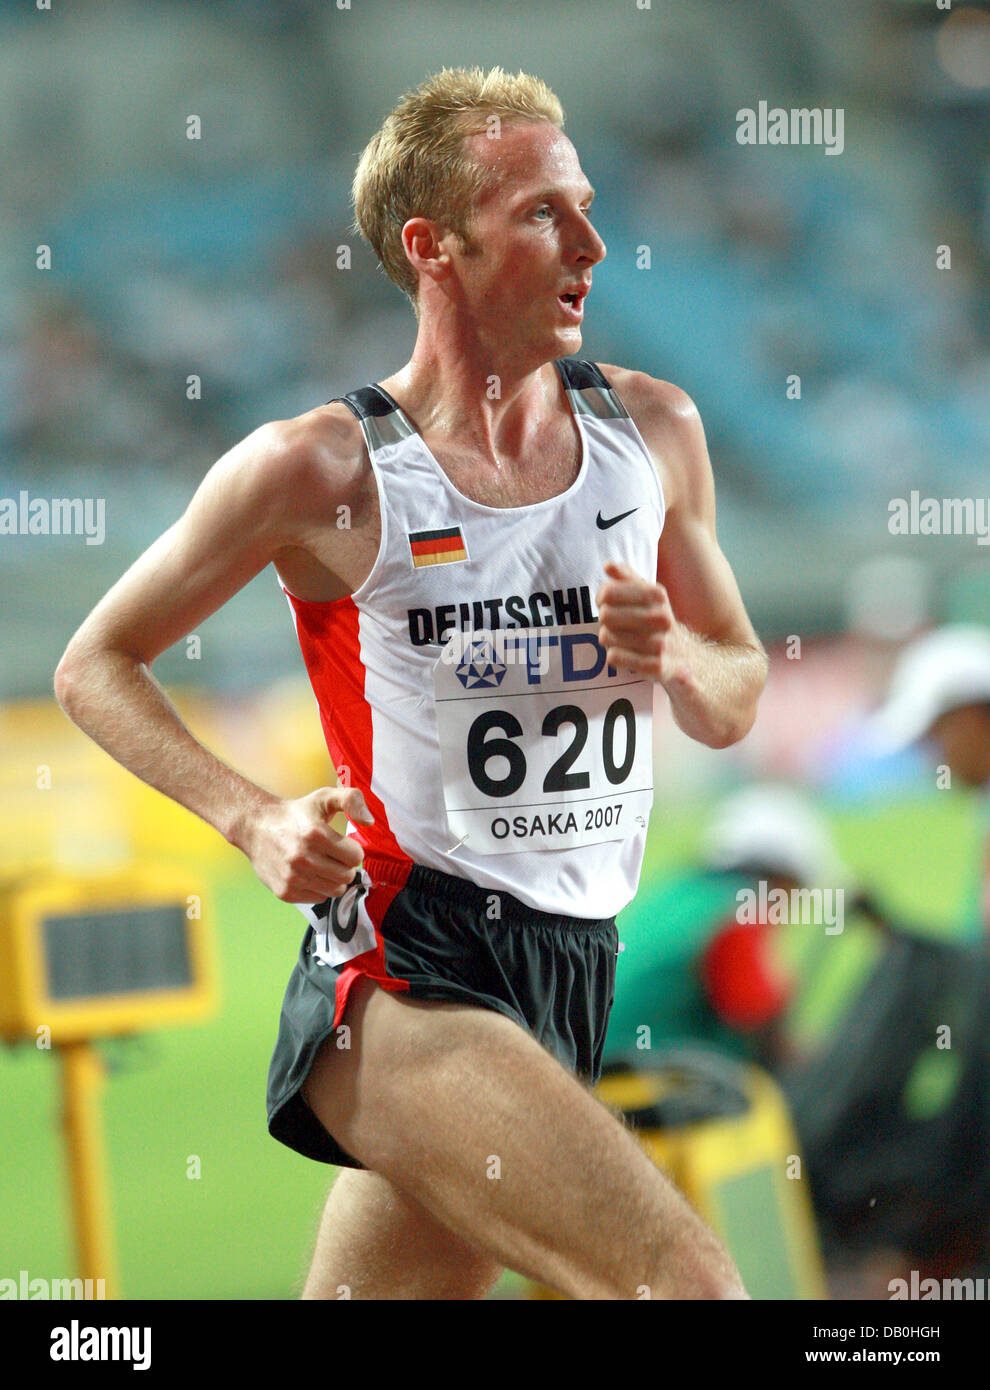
302, 975, 741, 1299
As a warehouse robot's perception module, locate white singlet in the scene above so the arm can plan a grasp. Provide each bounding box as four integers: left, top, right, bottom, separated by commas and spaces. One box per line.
282, 358, 665, 920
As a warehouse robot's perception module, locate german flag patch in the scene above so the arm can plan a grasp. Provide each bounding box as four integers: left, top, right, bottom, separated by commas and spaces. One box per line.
408, 525, 468, 569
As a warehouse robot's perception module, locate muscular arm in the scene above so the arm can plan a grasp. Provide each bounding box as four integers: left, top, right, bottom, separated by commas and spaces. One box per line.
54, 416, 372, 902
596, 372, 768, 749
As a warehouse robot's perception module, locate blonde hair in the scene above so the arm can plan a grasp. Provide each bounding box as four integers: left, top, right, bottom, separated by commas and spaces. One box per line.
352, 66, 565, 313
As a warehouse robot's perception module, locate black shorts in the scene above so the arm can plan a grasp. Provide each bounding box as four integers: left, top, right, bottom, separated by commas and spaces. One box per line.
266, 859, 619, 1168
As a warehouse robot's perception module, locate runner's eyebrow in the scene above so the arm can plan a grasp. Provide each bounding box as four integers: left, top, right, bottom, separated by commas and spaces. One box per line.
518, 186, 596, 208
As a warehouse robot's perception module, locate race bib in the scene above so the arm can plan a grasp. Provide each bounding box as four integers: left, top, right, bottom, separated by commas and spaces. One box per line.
304, 869, 376, 968
434, 623, 654, 854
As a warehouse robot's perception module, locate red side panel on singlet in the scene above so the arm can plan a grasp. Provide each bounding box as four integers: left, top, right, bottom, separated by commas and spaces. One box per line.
285, 589, 411, 868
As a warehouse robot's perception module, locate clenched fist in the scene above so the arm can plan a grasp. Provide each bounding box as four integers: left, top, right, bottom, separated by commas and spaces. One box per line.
596, 559, 690, 686
241, 785, 375, 904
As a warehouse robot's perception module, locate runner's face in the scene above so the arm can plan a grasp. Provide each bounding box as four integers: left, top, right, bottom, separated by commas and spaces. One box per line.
451, 122, 605, 356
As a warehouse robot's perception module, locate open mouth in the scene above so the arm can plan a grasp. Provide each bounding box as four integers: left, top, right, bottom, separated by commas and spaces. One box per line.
557, 291, 585, 314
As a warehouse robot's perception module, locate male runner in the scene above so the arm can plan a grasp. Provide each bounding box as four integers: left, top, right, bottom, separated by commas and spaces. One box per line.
54, 66, 768, 1299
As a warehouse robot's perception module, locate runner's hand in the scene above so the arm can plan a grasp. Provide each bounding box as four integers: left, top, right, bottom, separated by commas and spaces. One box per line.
242, 786, 374, 903
596, 560, 690, 685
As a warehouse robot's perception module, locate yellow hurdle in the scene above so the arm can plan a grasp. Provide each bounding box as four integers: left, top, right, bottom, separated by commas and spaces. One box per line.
0, 863, 219, 1298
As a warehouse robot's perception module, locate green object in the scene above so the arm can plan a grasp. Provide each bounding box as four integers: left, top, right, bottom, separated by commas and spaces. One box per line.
901, 1045, 963, 1121
605, 869, 754, 1063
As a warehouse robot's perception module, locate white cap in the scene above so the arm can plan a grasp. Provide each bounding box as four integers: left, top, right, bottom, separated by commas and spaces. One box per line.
866, 624, 990, 754
701, 784, 848, 887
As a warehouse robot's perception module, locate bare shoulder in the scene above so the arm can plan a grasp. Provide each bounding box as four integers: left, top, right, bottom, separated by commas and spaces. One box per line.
596, 363, 701, 439
596, 364, 710, 511
231, 400, 371, 522
241, 400, 381, 600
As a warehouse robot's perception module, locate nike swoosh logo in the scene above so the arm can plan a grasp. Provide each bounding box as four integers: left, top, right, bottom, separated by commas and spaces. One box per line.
596, 507, 639, 530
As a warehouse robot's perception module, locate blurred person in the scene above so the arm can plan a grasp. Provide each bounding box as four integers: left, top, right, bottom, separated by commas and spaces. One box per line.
785, 896, 990, 1297
781, 634, 990, 1295
53, 66, 767, 1301
605, 785, 852, 1075
868, 624, 990, 939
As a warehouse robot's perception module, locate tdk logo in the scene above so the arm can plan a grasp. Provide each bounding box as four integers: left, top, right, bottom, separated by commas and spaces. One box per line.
444, 630, 616, 686
455, 638, 508, 690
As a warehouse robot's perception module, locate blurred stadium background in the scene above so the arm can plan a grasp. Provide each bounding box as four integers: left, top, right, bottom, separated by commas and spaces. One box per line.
1, 0, 988, 1299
